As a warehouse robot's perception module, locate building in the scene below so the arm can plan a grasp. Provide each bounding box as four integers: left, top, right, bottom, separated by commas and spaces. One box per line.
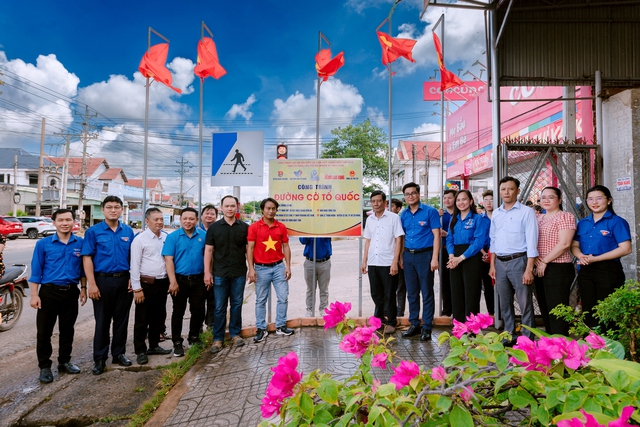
392, 140, 441, 200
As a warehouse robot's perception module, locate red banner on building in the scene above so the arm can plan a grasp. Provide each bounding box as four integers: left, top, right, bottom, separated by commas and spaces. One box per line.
423, 81, 486, 101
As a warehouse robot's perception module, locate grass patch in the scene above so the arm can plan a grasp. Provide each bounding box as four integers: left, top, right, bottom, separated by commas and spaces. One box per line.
126, 330, 212, 427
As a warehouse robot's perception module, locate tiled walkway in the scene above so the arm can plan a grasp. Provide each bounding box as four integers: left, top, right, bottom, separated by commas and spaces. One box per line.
163, 326, 449, 426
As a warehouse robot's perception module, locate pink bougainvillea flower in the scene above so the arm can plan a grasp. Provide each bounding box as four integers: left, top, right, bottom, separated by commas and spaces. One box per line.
557, 409, 604, 427
564, 340, 590, 370
389, 360, 420, 390
372, 379, 381, 393
451, 319, 469, 339
585, 331, 607, 350
430, 366, 447, 382
368, 316, 382, 330
460, 386, 475, 403
261, 352, 302, 418
339, 326, 380, 357
609, 406, 635, 427
323, 301, 352, 329
371, 352, 388, 369
465, 312, 494, 333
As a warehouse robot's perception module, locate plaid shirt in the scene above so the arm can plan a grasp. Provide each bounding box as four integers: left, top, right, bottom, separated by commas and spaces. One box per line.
536, 211, 576, 263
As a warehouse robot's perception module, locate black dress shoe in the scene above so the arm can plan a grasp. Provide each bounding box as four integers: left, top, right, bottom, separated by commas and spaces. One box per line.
501, 337, 517, 347
402, 325, 421, 338
147, 346, 171, 355
92, 360, 106, 375
40, 368, 53, 383
58, 362, 81, 374
420, 329, 432, 341
113, 354, 132, 367
136, 352, 149, 365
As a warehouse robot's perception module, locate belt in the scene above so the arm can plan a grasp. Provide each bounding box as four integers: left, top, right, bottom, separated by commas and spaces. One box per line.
496, 252, 527, 262
404, 247, 433, 254
176, 273, 204, 281
42, 283, 75, 291
95, 271, 130, 278
306, 257, 330, 263
254, 260, 283, 267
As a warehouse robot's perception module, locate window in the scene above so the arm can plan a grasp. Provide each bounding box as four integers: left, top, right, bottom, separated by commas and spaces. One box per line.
0, 175, 4, 183
29, 174, 38, 185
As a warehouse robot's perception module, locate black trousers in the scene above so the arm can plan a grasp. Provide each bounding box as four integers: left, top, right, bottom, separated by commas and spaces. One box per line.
578, 260, 624, 333
368, 265, 397, 326
449, 245, 482, 323
36, 285, 79, 369
534, 262, 575, 336
133, 278, 169, 354
92, 275, 132, 362
439, 245, 452, 316
171, 276, 206, 345
205, 286, 215, 328
396, 265, 406, 316
480, 259, 495, 315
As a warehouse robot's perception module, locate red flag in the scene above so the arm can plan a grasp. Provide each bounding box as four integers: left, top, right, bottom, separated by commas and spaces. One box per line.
377, 31, 417, 66
194, 37, 226, 80
138, 43, 182, 93
315, 48, 345, 81
433, 32, 463, 91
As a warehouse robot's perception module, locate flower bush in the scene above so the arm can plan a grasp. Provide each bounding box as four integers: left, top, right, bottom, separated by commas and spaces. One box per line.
259, 302, 640, 426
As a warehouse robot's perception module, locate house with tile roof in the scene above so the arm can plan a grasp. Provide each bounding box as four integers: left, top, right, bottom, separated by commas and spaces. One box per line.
392, 140, 441, 199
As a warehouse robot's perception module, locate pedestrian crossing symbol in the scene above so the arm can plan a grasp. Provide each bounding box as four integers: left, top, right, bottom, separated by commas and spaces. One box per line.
211, 131, 264, 186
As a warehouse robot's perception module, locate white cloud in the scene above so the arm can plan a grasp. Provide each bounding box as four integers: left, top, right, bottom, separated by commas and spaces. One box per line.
413, 122, 441, 137
367, 107, 386, 128
225, 94, 257, 123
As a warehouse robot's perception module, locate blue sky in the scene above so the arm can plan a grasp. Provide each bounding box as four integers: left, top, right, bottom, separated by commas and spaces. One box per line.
0, 0, 486, 201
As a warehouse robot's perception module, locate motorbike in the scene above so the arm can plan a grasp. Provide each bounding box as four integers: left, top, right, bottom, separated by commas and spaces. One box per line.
0, 264, 29, 332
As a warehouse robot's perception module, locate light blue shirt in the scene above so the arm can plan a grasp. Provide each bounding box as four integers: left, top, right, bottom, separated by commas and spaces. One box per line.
162, 227, 206, 275
490, 201, 539, 257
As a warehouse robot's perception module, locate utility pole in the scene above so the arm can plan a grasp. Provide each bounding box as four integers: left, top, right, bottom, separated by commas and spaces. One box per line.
412, 143, 416, 183
176, 157, 192, 206
74, 106, 98, 222
12, 155, 18, 217
36, 118, 45, 216
53, 132, 79, 209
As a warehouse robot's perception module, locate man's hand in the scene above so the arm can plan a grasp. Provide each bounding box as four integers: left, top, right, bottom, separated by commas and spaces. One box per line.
204, 272, 213, 287
361, 263, 368, 275
30, 294, 41, 309
430, 256, 439, 272
134, 290, 145, 304
522, 269, 534, 285
488, 265, 496, 280
169, 281, 179, 296
88, 283, 100, 300
284, 266, 292, 281
247, 268, 257, 283
390, 264, 398, 275
79, 289, 87, 306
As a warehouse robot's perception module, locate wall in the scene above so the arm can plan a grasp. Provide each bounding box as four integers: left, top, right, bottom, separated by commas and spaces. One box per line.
602, 88, 640, 280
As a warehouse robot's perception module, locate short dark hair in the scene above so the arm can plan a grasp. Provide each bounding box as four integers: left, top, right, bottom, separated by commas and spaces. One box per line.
202, 204, 218, 215
220, 195, 238, 206
145, 207, 162, 220
402, 182, 420, 194
370, 190, 386, 201
443, 189, 457, 197
391, 198, 403, 209
52, 208, 75, 221
482, 189, 493, 198
181, 207, 199, 218
260, 197, 279, 210
101, 195, 123, 208
499, 176, 520, 188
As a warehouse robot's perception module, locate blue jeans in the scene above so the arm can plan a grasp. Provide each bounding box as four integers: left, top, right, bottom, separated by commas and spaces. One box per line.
213, 276, 246, 342
403, 250, 435, 330
254, 262, 289, 329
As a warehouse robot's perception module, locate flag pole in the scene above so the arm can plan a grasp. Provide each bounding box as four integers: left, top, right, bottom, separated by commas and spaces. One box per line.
199, 21, 214, 221
143, 27, 170, 230
432, 14, 445, 205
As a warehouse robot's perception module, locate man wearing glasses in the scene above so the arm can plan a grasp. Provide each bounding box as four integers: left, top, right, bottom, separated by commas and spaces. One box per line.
82, 196, 135, 375
399, 182, 441, 341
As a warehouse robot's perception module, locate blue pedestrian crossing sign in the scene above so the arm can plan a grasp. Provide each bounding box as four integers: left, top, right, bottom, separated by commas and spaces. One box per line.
211, 131, 264, 186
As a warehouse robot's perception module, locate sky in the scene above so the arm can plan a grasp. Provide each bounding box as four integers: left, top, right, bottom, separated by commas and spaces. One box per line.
0, 0, 487, 203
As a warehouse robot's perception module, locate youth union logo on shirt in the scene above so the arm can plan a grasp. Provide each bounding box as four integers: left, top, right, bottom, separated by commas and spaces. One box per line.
121, 237, 130, 242
418, 221, 426, 226
600, 230, 610, 236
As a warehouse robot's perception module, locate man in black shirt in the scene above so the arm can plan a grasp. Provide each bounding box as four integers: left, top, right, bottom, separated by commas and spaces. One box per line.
204, 195, 249, 354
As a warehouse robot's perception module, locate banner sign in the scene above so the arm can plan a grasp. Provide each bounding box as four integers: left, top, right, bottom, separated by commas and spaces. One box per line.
268, 159, 362, 237
423, 81, 487, 101
211, 131, 264, 186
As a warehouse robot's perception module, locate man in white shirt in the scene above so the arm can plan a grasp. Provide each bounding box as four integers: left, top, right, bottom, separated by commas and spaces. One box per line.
130, 208, 171, 364
361, 190, 405, 334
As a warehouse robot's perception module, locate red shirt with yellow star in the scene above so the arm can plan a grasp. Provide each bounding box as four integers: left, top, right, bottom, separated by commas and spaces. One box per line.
248, 218, 289, 264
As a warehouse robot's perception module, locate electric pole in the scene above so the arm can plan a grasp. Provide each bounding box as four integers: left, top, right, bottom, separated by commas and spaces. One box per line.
176, 157, 192, 206
74, 106, 98, 222
36, 118, 45, 216
53, 132, 74, 208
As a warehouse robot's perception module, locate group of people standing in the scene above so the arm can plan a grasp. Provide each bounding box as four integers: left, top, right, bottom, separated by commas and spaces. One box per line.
363, 177, 632, 345
29, 195, 300, 383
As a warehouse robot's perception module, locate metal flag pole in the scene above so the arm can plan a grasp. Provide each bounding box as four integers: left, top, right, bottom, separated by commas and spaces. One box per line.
432, 14, 445, 206
199, 21, 215, 221
143, 27, 171, 230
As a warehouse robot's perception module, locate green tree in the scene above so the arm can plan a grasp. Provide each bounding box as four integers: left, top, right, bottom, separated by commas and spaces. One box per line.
243, 200, 261, 215
321, 119, 388, 194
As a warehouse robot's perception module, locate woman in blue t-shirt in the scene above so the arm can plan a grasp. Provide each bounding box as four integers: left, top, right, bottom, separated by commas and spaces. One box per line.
571, 185, 631, 332
446, 190, 489, 322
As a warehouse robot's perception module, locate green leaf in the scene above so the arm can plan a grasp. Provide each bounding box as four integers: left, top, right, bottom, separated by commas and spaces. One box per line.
468, 349, 488, 360
376, 383, 396, 397
493, 373, 513, 395
509, 349, 528, 362
604, 337, 626, 359
508, 388, 537, 409
582, 397, 602, 414
435, 395, 453, 412
563, 390, 588, 413
450, 403, 474, 427
546, 389, 562, 408
536, 404, 550, 425
495, 351, 510, 372
313, 409, 333, 425
588, 358, 640, 382
606, 370, 631, 391
317, 379, 339, 405
299, 392, 314, 419
594, 393, 614, 410
368, 404, 382, 423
